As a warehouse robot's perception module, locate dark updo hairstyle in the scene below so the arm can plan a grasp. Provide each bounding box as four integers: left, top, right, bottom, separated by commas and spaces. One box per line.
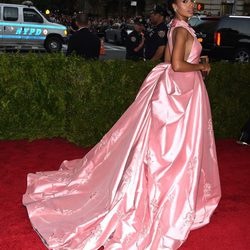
166, 0, 176, 19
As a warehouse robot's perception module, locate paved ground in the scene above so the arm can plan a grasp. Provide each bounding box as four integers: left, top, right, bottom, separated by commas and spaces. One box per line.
0, 42, 126, 60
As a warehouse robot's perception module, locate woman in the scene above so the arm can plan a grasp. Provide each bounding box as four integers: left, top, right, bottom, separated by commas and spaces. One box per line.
23, 1, 221, 249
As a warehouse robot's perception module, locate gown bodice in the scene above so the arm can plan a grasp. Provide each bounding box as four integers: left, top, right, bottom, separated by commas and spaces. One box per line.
168, 19, 202, 64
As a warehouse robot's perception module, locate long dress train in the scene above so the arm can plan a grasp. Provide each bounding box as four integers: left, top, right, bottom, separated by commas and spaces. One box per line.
23, 19, 221, 250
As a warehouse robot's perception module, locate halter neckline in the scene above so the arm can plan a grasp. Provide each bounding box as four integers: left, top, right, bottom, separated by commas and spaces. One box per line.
170, 18, 195, 36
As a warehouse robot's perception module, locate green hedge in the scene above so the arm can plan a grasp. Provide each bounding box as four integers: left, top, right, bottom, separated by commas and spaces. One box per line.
0, 53, 249, 146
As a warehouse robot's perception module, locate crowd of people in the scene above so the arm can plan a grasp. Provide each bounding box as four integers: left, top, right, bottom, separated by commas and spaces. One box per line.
46, 5, 171, 61
46, 11, 140, 37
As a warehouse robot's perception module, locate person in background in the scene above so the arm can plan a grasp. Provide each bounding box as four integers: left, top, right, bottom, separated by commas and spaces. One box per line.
144, 4, 168, 61
66, 13, 100, 59
125, 17, 145, 60
69, 15, 78, 35
120, 23, 129, 45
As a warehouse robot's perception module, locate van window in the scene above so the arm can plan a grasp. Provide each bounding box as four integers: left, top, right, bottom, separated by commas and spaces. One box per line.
23, 8, 43, 23
195, 20, 219, 33
219, 18, 250, 36
3, 7, 18, 21
221, 18, 240, 30
231, 18, 250, 36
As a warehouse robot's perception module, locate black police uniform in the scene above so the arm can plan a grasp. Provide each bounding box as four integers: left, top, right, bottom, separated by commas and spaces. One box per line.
125, 30, 144, 60
66, 27, 101, 59
144, 22, 168, 60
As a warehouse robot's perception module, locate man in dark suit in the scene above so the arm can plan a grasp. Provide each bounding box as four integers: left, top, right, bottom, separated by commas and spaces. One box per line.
66, 13, 100, 59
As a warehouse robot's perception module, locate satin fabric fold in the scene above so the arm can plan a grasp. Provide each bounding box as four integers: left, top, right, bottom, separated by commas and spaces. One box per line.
23, 19, 221, 250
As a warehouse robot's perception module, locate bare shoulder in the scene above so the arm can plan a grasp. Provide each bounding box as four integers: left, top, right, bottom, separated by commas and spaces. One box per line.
172, 27, 188, 37
172, 27, 188, 45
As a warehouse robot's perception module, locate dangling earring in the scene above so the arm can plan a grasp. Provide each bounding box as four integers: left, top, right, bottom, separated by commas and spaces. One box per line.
174, 8, 177, 12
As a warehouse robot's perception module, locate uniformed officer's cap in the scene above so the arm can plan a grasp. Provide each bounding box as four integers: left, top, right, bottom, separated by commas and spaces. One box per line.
134, 17, 145, 25
150, 4, 168, 17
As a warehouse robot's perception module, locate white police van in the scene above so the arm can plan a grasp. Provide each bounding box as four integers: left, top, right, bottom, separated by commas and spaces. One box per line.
0, 3, 68, 52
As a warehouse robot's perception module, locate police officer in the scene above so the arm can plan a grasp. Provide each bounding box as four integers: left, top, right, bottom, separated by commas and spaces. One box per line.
125, 17, 145, 60
144, 5, 168, 61
66, 13, 100, 59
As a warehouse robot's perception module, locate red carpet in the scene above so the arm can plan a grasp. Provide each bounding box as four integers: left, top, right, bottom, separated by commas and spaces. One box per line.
0, 139, 249, 250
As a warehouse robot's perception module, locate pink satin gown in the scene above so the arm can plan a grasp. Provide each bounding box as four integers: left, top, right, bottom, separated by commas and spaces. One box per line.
23, 19, 221, 250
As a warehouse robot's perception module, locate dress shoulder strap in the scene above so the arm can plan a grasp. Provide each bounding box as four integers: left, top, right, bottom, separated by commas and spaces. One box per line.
169, 19, 196, 36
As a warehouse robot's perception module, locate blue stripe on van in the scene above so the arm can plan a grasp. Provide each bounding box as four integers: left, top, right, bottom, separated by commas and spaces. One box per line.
0, 35, 46, 40
0, 22, 66, 30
